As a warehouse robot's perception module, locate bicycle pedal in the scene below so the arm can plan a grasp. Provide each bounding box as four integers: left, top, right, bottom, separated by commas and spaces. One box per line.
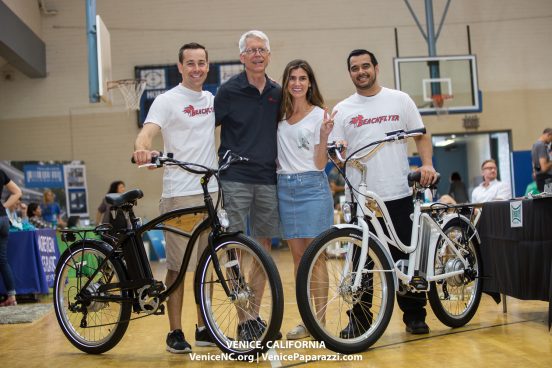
150, 281, 166, 294
153, 304, 165, 315
410, 276, 429, 291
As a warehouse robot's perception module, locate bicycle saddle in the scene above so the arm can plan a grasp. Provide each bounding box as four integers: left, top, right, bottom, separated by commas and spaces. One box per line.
407, 171, 441, 188
105, 189, 144, 206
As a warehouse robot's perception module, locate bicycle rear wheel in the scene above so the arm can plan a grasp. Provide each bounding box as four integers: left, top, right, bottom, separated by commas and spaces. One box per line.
196, 234, 283, 358
428, 218, 482, 327
296, 227, 395, 354
53, 240, 131, 354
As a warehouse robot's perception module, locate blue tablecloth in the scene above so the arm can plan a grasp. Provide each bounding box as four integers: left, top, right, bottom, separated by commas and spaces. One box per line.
0, 229, 59, 295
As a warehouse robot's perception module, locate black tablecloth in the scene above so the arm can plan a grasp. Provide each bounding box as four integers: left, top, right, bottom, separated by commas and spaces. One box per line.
478, 196, 552, 327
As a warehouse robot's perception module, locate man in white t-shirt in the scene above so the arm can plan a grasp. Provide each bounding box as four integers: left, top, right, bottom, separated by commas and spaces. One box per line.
331, 49, 437, 336
133, 43, 217, 354
471, 159, 512, 202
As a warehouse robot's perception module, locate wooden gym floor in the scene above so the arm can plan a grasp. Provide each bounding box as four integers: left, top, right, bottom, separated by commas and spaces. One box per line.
1, 245, 550, 368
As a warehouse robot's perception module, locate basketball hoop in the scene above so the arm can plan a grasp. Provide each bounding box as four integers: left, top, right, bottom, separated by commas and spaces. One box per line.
108, 79, 146, 111
432, 94, 453, 116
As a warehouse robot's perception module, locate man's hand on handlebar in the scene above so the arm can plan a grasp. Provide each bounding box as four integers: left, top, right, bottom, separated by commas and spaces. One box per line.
416, 164, 438, 187
132, 149, 161, 169
328, 140, 348, 161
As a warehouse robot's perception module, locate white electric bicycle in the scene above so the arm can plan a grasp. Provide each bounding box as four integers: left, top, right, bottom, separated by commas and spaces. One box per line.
296, 128, 482, 354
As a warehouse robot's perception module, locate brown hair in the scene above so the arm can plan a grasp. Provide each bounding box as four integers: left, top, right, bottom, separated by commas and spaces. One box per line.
278, 59, 324, 122
480, 159, 497, 170
178, 42, 208, 64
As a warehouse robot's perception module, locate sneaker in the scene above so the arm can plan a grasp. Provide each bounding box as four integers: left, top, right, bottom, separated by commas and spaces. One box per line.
237, 318, 282, 341
339, 310, 371, 338
237, 319, 258, 342
0, 296, 17, 307
166, 329, 192, 354
195, 325, 217, 347
405, 320, 429, 334
256, 317, 283, 340
286, 323, 310, 340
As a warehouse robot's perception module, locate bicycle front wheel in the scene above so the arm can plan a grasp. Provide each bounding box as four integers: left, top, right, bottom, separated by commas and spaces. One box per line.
428, 218, 482, 327
296, 227, 395, 354
196, 234, 283, 358
53, 240, 131, 354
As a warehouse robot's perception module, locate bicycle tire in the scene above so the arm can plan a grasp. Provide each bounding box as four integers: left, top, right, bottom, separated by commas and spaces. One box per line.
428, 218, 482, 327
195, 234, 283, 358
53, 239, 131, 354
296, 227, 395, 354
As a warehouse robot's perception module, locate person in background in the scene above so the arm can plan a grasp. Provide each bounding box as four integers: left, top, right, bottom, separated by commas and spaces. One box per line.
0, 169, 22, 307
133, 42, 217, 353
524, 172, 540, 196
439, 194, 457, 205
214, 30, 282, 341
6, 199, 27, 230
327, 162, 346, 209
448, 171, 468, 203
471, 159, 512, 202
41, 189, 66, 228
276, 59, 334, 340
26, 202, 50, 229
96, 180, 126, 225
531, 128, 552, 192
331, 49, 437, 336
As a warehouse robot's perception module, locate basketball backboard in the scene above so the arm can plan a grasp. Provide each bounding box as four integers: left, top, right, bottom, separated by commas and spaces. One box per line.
394, 55, 481, 115
96, 15, 112, 104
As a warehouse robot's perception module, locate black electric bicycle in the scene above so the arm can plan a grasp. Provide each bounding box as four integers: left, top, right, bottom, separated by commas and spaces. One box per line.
53, 152, 283, 357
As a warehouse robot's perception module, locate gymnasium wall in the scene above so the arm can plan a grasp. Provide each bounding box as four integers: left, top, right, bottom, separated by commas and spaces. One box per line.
1, 0, 551, 218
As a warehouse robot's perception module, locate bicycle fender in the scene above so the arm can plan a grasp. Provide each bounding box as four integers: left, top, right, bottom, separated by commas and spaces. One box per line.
440, 214, 480, 244
331, 224, 398, 291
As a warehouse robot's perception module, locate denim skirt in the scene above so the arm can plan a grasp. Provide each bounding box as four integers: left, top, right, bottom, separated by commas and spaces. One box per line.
277, 171, 333, 239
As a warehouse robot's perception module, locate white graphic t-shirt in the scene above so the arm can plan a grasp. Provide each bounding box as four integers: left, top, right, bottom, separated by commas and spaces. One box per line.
277, 106, 324, 174
331, 87, 424, 201
145, 84, 217, 197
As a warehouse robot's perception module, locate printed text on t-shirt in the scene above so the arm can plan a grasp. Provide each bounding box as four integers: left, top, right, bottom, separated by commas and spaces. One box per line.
183, 105, 214, 117
348, 114, 399, 128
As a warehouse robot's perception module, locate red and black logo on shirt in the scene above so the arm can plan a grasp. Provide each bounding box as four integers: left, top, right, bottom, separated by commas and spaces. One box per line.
183, 105, 214, 117
348, 114, 400, 128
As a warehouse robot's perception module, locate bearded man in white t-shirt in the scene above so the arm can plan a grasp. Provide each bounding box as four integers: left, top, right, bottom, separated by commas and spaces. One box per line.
331, 49, 437, 336
133, 43, 217, 354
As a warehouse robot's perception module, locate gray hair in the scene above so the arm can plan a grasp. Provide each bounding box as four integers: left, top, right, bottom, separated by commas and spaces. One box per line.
238, 30, 270, 53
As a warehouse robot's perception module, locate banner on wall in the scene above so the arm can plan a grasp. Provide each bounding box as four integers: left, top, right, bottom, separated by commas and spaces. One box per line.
63, 164, 89, 217
23, 164, 65, 188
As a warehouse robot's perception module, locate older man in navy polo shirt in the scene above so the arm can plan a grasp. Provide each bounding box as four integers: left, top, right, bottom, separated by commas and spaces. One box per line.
214, 30, 282, 341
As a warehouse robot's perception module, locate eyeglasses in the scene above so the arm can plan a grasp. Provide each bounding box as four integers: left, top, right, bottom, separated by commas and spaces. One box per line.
243, 47, 268, 56
482, 166, 497, 171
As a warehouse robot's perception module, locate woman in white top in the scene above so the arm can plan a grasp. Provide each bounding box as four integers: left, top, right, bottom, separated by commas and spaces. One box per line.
277, 59, 334, 339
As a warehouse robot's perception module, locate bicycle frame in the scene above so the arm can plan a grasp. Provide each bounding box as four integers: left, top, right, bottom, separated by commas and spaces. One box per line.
70, 169, 236, 309
331, 129, 479, 294
346, 187, 476, 293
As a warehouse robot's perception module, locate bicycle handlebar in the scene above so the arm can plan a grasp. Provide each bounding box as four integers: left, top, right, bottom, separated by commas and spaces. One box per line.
131, 150, 248, 175
327, 128, 426, 163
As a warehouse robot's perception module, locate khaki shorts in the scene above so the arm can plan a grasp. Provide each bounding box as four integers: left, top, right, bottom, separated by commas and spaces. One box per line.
220, 180, 280, 238
159, 194, 216, 272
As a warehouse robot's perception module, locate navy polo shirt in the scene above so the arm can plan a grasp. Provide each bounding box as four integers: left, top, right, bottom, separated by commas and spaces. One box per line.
215, 71, 281, 184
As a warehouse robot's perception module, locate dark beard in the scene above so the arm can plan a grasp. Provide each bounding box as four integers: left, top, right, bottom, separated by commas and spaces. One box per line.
354, 75, 376, 91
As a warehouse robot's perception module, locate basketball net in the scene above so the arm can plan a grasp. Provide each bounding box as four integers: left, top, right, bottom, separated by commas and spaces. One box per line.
432, 94, 451, 116
108, 79, 146, 111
